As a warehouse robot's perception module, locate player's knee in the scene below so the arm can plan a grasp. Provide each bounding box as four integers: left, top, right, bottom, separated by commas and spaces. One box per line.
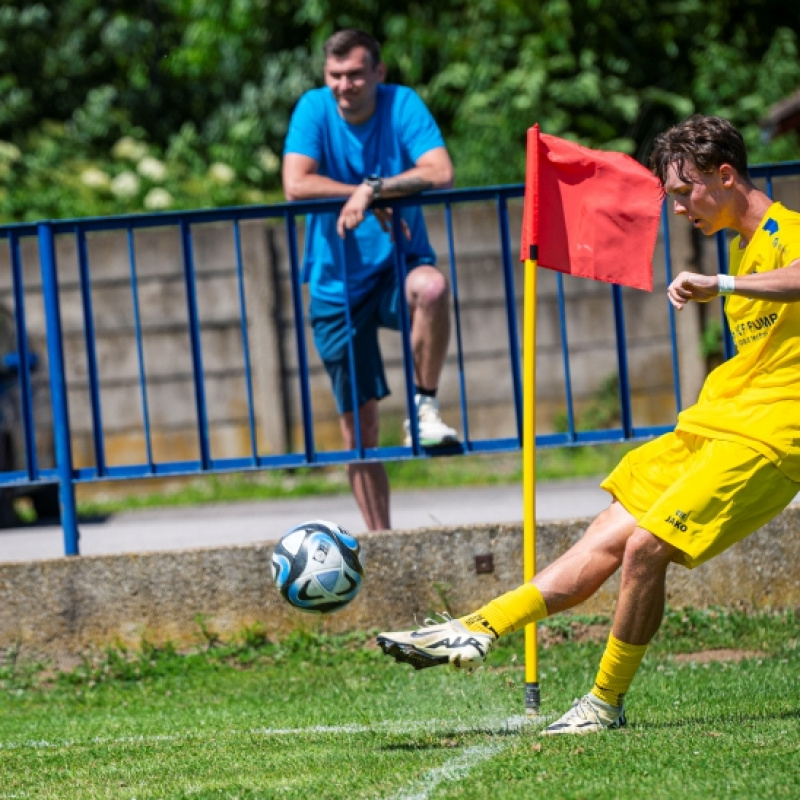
622, 527, 675, 569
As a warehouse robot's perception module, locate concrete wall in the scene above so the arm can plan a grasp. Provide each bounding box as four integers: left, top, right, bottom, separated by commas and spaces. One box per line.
2, 506, 798, 661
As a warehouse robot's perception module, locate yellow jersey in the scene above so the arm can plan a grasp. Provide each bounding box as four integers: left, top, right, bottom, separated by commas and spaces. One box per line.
676, 202, 800, 481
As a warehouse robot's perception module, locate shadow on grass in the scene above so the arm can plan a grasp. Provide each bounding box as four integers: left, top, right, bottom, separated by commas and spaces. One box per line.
630, 707, 800, 731
378, 717, 546, 750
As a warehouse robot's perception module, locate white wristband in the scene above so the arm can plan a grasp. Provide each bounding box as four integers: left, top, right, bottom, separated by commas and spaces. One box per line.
717, 273, 736, 294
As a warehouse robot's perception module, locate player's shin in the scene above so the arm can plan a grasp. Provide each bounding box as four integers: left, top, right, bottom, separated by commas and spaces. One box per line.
591, 633, 649, 707
459, 582, 548, 638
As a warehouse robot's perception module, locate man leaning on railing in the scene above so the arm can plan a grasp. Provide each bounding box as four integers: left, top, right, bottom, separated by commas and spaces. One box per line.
281, 28, 458, 531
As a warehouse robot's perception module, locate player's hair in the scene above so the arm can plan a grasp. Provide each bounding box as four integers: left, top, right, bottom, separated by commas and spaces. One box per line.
323, 29, 382, 68
649, 115, 750, 184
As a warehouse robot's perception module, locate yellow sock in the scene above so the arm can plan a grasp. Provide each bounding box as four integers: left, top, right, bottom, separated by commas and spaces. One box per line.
591, 633, 648, 708
459, 583, 548, 638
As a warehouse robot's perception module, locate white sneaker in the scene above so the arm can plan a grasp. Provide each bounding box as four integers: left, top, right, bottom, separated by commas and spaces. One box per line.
541, 693, 626, 735
377, 613, 494, 671
403, 395, 458, 447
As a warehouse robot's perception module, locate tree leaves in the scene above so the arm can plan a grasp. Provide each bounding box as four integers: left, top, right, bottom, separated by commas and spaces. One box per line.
0, 0, 798, 220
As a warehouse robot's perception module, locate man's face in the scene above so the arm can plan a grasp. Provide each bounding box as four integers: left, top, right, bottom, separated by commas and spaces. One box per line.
663, 161, 733, 236
324, 46, 385, 124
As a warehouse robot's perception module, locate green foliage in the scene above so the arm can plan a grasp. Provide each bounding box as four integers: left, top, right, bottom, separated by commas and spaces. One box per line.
0, 643, 44, 692
700, 317, 724, 359
0, 0, 799, 222
554, 372, 622, 432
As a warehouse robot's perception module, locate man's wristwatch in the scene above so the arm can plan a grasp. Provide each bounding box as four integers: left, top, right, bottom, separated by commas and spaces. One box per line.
362, 174, 383, 200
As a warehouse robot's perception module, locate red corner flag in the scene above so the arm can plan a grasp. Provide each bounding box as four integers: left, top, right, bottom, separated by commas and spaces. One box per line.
521, 125, 663, 292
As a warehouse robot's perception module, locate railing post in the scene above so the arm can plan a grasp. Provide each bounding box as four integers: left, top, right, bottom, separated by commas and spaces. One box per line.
37, 222, 80, 556
9, 231, 39, 480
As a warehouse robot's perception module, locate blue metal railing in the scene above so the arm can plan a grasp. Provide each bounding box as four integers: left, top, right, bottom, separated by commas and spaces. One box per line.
0, 162, 798, 555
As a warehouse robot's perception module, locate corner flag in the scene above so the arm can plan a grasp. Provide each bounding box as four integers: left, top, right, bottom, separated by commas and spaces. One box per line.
519, 125, 663, 716
521, 124, 663, 291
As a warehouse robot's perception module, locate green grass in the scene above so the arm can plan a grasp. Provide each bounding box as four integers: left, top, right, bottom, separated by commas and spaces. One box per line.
69, 444, 637, 518
1, 608, 799, 798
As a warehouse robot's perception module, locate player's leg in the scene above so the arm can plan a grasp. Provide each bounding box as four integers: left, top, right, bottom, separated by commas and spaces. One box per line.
402, 264, 457, 446
310, 290, 392, 531
377, 500, 637, 670
377, 433, 677, 674
544, 436, 800, 735
542, 528, 675, 735
541, 437, 694, 734
340, 399, 390, 531
464, 500, 636, 636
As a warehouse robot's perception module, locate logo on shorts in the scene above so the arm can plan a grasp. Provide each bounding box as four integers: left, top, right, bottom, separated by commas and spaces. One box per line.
665, 508, 689, 532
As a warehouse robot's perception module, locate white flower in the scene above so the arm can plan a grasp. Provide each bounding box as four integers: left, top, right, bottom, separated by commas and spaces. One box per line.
80, 167, 111, 189
256, 147, 279, 174
143, 188, 173, 210
110, 171, 140, 198
208, 162, 235, 184
0, 141, 21, 162
243, 189, 266, 204
112, 136, 149, 162
137, 156, 167, 182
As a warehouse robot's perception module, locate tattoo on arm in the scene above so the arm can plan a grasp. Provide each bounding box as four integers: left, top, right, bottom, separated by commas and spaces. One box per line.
384, 176, 433, 195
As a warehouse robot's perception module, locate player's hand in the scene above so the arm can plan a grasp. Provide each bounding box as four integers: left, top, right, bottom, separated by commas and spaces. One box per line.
667, 271, 720, 310
337, 184, 373, 238
372, 207, 411, 241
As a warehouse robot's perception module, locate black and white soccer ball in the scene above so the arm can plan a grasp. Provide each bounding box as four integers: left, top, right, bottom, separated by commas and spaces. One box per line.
271, 520, 364, 614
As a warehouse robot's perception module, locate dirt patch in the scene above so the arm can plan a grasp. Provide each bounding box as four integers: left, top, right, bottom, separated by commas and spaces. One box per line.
672, 649, 766, 664
539, 623, 609, 648
537, 626, 767, 665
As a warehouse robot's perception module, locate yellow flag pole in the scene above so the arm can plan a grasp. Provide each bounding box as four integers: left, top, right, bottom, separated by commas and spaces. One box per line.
523, 255, 539, 716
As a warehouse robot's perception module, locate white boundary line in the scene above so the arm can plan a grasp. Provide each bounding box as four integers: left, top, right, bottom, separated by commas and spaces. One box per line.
385, 715, 555, 800
0, 714, 550, 752
0, 714, 554, 800
388, 743, 506, 800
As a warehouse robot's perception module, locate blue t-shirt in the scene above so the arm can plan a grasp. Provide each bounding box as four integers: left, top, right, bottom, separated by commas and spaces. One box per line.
283, 84, 445, 304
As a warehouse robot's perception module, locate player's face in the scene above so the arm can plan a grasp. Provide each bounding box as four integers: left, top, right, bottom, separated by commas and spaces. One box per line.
663, 162, 732, 236
324, 47, 386, 124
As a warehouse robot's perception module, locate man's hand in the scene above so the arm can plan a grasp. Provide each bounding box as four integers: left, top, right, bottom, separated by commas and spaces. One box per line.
372, 207, 411, 241
667, 271, 721, 310
337, 184, 374, 238
336, 185, 412, 240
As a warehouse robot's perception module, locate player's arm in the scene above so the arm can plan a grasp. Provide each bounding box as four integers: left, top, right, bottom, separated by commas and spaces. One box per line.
668, 259, 800, 310
282, 153, 357, 202
337, 146, 454, 238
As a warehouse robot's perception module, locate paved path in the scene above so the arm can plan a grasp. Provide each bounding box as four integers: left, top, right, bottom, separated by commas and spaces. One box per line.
0, 479, 611, 564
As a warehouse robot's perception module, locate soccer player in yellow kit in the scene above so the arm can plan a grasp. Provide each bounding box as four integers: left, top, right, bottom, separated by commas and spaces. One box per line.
377, 114, 800, 734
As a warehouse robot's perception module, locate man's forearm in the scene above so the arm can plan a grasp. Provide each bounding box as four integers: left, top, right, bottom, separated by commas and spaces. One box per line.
380, 173, 434, 196
283, 172, 356, 202
379, 156, 454, 199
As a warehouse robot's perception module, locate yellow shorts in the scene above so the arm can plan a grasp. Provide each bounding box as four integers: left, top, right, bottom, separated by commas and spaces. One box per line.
601, 431, 799, 569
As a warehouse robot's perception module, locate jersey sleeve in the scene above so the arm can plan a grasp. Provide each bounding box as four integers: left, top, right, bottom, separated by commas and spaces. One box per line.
283, 92, 324, 162
396, 89, 446, 164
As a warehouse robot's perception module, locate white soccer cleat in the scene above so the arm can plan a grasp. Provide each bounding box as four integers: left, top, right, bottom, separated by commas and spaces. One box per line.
377, 613, 494, 671
403, 395, 458, 447
541, 693, 627, 735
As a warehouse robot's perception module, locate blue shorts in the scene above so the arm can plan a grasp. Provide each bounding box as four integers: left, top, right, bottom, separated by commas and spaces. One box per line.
309, 268, 405, 414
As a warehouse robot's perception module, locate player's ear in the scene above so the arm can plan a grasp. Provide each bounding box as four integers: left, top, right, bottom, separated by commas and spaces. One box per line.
718, 163, 736, 188
375, 61, 387, 82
